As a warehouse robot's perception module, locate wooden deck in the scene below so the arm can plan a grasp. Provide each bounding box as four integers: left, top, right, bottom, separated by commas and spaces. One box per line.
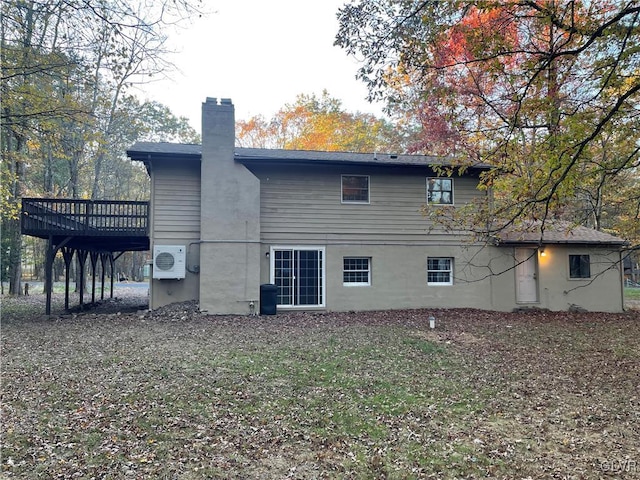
21, 198, 149, 251
21, 198, 151, 315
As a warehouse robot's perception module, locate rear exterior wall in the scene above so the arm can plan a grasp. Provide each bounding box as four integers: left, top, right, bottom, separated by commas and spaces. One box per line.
148, 159, 201, 309
490, 245, 624, 312
145, 159, 623, 313
249, 163, 497, 312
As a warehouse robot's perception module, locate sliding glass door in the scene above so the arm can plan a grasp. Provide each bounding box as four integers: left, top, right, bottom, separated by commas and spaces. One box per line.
272, 247, 325, 307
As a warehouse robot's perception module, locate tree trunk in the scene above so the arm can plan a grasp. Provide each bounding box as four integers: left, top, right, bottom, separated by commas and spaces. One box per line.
7, 218, 22, 295
3, 1, 37, 295
44, 142, 54, 194
5, 130, 26, 296
91, 151, 105, 199
69, 148, 81, 198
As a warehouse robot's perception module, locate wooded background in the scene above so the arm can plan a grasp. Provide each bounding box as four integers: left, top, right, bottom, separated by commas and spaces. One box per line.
3, 0, 638, 296
1, 0, 201, 294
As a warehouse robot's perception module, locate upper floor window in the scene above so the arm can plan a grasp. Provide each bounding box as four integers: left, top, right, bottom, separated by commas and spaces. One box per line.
427, 178, 453, 205
342, 175, 369, 203
569, 254, 591, 279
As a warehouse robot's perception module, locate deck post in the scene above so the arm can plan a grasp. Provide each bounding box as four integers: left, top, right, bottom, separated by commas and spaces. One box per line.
44, 236, 72, 315
77, 250, 88, 309
100, 253, 108, 300
109, 254, 115, 298
90, 251, 99, 304
45, 236, 54, 316
62, 248, 74, 311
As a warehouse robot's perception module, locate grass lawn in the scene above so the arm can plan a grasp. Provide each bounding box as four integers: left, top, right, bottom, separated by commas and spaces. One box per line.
625, 287, 640, 300
2, 304, 639, 479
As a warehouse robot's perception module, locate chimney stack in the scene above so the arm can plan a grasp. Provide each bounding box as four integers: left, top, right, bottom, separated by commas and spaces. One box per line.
199, 97, 261, 314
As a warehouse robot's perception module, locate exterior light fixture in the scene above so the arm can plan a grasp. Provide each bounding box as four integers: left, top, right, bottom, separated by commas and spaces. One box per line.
540, 247, 546, 257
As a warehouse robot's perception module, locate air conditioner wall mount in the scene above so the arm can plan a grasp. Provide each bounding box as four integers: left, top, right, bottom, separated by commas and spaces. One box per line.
153, 245, 186, 279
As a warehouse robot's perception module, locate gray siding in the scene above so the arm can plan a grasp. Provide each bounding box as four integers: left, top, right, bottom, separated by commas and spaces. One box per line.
249, 164, 482, 243
148, 159, 201, 309
151, 160, 201, 242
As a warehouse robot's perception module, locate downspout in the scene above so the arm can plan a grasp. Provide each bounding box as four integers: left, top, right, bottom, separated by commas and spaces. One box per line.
620, 250, 626, 312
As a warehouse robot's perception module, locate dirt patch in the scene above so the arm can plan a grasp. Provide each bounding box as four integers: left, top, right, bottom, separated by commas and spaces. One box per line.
627, 299, 640, 310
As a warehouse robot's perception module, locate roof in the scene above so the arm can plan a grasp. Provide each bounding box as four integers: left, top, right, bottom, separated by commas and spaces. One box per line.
126, 142, 202, 162
496, 222, 627, 246
126, 143, 626, 248
234, 147, 484, 168
126, 142, 490, 170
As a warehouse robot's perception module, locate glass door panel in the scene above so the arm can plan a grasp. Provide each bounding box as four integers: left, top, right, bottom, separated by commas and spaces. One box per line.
272, 248, 324, 307
274, 250, 293, 307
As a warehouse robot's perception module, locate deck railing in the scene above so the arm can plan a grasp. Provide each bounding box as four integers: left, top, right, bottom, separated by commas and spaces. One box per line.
21, 198, 149, 237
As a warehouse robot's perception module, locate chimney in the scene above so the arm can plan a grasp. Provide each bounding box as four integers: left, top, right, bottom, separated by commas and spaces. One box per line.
201, 97, 235, 165
199, 97, 261, 314
200, 97, 237, 238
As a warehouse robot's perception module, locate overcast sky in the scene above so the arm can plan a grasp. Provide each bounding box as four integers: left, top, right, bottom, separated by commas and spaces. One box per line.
138, 0, 384, 130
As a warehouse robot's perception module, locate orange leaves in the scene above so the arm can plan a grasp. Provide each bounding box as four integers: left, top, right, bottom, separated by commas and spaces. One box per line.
236, 91, 401, 153
436, 5, 518, 68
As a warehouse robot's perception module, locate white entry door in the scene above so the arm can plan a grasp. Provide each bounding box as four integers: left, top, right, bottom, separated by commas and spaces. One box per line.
515, 248, 538, 303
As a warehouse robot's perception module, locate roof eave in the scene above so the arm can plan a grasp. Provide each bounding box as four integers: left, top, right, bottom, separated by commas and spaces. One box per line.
126, 150, 201, 163
497, 240, 627, 247
235, 154, 490, 170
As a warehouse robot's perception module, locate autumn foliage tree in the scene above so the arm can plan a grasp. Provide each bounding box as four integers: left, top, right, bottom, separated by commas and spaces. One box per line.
336, 1, 640, 245
236, 91, 406, 153
1, 0, 201, 294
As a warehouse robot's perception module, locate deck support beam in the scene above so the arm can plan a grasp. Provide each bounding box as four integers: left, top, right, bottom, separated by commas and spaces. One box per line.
109, 254, 115, 298
90, 251, 99, 304
45, 236, 54, 316
100, 253, 108, 300
77, 250, 88, 310
45, 236, 72, 316
62, 247, 74, 311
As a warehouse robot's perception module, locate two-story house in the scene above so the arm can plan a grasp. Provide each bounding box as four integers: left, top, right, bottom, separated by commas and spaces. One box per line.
127, 98, 627, 314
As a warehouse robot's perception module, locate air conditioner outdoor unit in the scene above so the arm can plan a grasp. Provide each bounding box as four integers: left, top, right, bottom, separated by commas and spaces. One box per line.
153, 245, 186, 279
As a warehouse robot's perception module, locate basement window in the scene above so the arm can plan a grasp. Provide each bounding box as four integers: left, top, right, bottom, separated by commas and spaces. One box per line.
343, 257, 371, 286
427, 257, 453, 285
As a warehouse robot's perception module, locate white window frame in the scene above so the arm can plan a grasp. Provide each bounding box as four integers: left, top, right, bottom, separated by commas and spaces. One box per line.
427, 257, 454, 286
343, 257, 371, 286
427, 177, 454, 205
341, 175, 370, 204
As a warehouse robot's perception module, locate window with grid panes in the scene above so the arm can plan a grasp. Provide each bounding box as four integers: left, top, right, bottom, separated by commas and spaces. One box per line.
427, 257, 453, 285
343, 257, 371, 286
427, 178, 453, 205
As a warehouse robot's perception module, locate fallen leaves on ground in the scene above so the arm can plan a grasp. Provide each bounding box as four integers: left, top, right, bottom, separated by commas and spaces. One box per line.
2, 293, 639, 479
